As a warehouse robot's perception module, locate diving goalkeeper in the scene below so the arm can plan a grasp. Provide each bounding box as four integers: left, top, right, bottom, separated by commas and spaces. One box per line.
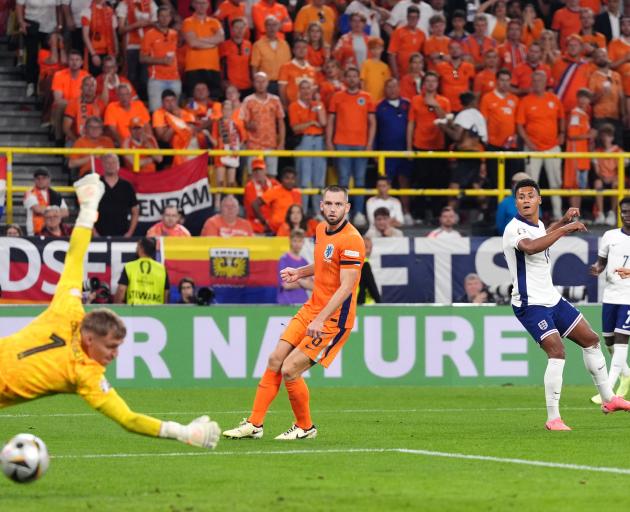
0, 174, 220, 450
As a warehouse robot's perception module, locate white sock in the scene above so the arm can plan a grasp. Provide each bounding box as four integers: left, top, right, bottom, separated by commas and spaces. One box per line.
544, 358, 565, 421
582, 345, 614, 402
609, 344, 629, 388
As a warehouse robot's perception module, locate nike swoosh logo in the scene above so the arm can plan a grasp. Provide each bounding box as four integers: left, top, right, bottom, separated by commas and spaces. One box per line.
297, 432, 313, 439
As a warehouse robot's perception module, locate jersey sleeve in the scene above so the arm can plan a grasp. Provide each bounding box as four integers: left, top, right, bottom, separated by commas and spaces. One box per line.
339, 234, 365, 268
505, 222, 532, 250
76, 364, 161, 436
598, 231, 611, 259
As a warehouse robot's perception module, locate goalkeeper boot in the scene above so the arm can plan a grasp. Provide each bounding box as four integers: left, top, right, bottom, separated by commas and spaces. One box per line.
545, 418, 571, 431
590, 393, 602, 405
615, 375, 630, 398
601, 395, 630, 414
274, 424, 318, 440
222, 419, 263, 439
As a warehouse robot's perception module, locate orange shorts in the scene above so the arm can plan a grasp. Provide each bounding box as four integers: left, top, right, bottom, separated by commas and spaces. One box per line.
281, 309, 352, 368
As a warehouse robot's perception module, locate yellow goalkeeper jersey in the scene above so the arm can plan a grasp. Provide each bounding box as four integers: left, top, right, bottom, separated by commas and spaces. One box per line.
0, 227, 160, 437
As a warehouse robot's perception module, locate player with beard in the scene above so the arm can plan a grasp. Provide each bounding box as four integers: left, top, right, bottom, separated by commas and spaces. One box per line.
223, 185, 365, 440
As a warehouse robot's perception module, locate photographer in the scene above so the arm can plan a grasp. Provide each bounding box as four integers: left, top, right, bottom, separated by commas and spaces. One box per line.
174, 277, 215, 306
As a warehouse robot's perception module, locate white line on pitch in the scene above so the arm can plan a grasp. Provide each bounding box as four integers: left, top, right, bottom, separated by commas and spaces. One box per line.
50, 447, 630, 476
0, 406, 598, 418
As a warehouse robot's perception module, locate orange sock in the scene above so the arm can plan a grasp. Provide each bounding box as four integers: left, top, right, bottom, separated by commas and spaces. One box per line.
285, 377, 313, 429
248, 369, 282, 426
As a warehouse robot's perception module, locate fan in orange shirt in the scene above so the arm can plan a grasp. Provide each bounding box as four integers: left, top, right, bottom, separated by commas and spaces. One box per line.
551, 0, 582, 50
96, 56, 136, 106
511, 42, 553, 96
609, 17, 630, 102
497, 20, 527, 72
252, 167, 301, 233
200, 195, 254, 237
222, 185, 365, 441
122, 117, 163, 173
552, 35, 591, 114
387, 5, 425, 79
63, 76, 105, 143
103, 83, 151, 146
564, 89, 596, 204
278, 38, 317, 107
275, 204, 318, 237
147, 205, 192, 237
473, 49, 499, 97
219, 18, 253, 94
462, 15, 496, 70
399, 53, 424, 100
317, 59, 345, 109
252, 0, 292, 39
294, 0, 336, 45
81, 0, 118, 76
152, 89, 199, 166
579, 8, 607, 57
423, 14, 449, 71
435, 40, 475, 112
407, 71, 451, 151
243, 158, 279, 233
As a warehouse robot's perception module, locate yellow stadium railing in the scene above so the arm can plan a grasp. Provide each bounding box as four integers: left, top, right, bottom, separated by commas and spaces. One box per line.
2, 147, 629, 225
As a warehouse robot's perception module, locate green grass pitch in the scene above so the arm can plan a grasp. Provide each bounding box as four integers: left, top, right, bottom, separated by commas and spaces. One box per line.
1, 385, 630, 512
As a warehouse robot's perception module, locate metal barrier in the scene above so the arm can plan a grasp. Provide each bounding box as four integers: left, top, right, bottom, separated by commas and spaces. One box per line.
2, 147, 629, 224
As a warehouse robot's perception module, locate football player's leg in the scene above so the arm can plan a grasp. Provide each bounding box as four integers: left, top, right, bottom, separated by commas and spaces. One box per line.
281, 348, 315, 431
609, 332, 629, 392
540, 333, 568, 429
55, 174, 105, 294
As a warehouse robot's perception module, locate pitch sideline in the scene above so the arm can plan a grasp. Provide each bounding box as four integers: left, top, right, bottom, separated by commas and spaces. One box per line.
50, 447, 630, 476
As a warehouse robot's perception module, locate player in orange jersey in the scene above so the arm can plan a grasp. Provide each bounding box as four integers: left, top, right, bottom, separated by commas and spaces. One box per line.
0, 174, 220, 449
223, 185, 365, 440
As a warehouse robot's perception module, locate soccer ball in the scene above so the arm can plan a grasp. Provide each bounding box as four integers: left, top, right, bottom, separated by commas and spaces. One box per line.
0, 434, 50, 484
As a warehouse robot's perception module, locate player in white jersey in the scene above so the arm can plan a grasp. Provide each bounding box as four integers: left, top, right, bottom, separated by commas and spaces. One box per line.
589, 198, 630, 404
502, 179, 630, 431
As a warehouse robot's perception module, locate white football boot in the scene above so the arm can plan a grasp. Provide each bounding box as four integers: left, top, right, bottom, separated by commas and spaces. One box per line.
222, 419, 263, 439
274, 424, 317, 440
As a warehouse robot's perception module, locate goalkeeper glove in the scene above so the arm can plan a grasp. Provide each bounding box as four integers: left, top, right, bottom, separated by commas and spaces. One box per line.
159, 415, 221, 449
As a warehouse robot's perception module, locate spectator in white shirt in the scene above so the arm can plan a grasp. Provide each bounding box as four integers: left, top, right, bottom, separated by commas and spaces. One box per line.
366, 176, 404, 227
345, 0, 390, 38
427, 206, 462, 239
365, 206, 404, 238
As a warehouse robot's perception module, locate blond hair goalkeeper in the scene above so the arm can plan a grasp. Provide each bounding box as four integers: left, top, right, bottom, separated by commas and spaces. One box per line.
0, 174, 220, 449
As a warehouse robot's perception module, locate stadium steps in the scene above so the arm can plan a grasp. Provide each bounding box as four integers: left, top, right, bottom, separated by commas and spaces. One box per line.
0, 37, 74, 229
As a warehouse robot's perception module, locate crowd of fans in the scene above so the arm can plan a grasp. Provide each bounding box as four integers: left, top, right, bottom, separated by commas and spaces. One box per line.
3, 0, 630, 239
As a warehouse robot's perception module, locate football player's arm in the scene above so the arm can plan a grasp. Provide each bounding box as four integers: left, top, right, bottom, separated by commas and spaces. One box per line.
281, 263, 314, 283
546, 207, 580, 234
517, 222, 586, 255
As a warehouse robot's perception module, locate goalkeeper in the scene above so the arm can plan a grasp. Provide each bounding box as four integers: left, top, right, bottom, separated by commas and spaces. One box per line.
0, 174, 219, 450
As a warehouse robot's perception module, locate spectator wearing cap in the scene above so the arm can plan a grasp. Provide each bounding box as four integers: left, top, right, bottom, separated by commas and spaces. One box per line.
496, 171, 533, 235
365, 207, 404, 238
40, 205, 73, 238
427, 206, 461, 239
23, 168, 69, 236
140, 6, 181, 113
201, 195, 254, 237
115, 0, 157, 101
220, 18, 253, 97
95, 154, 139, 237
153, 89, 198, 166
388, 6, 425, 79
104, 83, 151, 146
244, 157, 279, 233
278, 38, 317, 109
122, 116, 162, 173
147, 205, 191, 237
361, 37, 391, 103
289, 79, 326, 217
252, 0, 292, 40
181, 0, 225, 99
252, 167, 301, 234
251, 16, 291, 95
333, 13, 369, 68
63, 76, 105, 144
68, 116, 115, 179
241, 72, 285, 177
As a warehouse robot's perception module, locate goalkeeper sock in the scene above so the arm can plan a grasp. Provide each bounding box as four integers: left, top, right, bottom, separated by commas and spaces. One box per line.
248, 368, 282, 426
285, 377, 312, 430
583, 345, 614, 402
609, 344, 629, 387
544, 358, 564, 421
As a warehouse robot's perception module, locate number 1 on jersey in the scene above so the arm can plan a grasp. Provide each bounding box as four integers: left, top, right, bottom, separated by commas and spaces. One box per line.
17, 334, 67, 360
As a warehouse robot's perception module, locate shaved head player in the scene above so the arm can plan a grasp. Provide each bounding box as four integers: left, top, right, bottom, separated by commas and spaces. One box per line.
223, 185, 365, 440
0, 174, 220, 449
